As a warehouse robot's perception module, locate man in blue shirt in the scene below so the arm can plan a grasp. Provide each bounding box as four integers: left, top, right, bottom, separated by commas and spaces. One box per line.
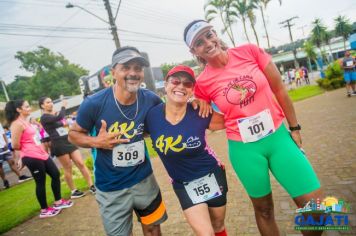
342, 51, 356, 97
69, 46, 167, 236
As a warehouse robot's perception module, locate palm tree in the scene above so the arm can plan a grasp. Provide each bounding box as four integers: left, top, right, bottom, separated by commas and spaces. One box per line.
231, 0, 251, 43
310, 18, 327, 56
303, 40, 317, 71
257, 0, 282, 48
205, 0, 236, 46
323, 31, 334, 62
334, 15, 353, 50
247, 0, 260, 46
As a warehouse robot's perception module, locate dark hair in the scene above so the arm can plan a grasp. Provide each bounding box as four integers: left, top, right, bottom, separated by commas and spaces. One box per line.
5, 100, 25, 124
183, 19, 206, 43
112, 46, 140, 58
38, 96, 49, 109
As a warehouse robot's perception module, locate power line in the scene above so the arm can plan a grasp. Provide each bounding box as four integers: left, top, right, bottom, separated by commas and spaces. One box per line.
0, 23, 182, 41
0, 32, 183, 44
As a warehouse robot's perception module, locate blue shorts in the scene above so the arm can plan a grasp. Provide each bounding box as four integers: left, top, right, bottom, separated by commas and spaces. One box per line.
0, 149, 12, 164
344, 71, 356, 83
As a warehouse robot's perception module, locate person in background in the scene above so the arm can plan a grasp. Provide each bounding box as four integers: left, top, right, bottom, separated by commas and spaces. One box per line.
39, 97, 95, 198
301, 66, 310, 85
5, 100, 73, 218
342, 50, 356, 97
0, 123, 32, 189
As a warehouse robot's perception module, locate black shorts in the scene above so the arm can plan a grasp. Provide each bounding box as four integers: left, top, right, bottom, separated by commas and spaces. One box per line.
51, 137, 78, 157
172, 165, 228, 210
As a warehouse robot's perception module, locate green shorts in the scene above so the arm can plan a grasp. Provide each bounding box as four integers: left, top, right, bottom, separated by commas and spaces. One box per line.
228, 124, 320, 198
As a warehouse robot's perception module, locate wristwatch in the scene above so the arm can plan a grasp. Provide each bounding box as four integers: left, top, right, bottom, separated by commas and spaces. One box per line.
289, 124, 301, 131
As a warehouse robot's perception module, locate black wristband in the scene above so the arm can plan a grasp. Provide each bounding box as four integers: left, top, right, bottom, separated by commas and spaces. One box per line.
289, 124, 301, 131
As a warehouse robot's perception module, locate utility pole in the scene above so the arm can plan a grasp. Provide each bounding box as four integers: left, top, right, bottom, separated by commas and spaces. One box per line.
103, 0, 120, 49
298, 25, 308, 38
280, 16, 299, 68
0, 80, 10, 102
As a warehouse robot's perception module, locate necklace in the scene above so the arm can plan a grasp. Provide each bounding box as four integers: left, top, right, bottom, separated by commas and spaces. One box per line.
164, 104, 186, 124
112, 85, 139, 121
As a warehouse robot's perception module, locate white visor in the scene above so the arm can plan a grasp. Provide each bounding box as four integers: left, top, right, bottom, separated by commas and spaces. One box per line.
185, 21, 213, 48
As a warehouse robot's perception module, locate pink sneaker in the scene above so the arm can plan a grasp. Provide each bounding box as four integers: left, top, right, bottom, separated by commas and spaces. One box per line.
53, 199, 74, 210
40, 207, 61, 218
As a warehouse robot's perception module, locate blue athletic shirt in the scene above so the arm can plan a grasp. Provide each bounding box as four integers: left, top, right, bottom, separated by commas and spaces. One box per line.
145, 103, 219, 183
76, 87, 162, 192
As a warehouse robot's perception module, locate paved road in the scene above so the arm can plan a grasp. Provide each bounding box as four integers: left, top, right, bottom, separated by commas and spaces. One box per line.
3, 88, 356, 236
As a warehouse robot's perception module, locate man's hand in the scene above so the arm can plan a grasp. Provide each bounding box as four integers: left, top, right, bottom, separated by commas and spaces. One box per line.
191, 98, 212, 118
290, 130, 302, 148
95, 120, 130, 150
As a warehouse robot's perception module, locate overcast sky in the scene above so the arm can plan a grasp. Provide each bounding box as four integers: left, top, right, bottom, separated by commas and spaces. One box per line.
0, 0, 355, 84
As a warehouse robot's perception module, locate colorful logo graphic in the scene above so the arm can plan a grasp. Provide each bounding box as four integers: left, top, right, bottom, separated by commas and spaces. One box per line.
99, 66, 115, 88
223, 76, 256, 108
294, 196, 351, 231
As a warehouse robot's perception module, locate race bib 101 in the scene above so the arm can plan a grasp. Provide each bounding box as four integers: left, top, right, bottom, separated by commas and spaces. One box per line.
237, 109, 275, 143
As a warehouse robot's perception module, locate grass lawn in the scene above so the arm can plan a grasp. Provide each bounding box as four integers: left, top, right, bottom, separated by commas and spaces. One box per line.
0, 168, 90, 234
288, 85, 324, 102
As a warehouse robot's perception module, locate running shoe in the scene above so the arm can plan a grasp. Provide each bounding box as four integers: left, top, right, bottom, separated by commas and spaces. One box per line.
18, 175, 33, 183
89, 185, 96, 195
71, 189, 85, 199
39, 207, 61, 218
3, 179, 10, 189
53, 199, 74, 210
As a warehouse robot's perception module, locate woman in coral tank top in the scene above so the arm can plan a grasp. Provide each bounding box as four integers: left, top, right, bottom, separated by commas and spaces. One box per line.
183, 20, 323, 236
5, 100, 73, 218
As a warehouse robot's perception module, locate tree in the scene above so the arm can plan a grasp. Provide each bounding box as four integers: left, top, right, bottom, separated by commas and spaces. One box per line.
231, 0, 251, 43
334, 15, 353, 50
257, 0, 282, 48
310, 18, 327, 56
302, 40, 317, 71
13, 46, 88, 101
205, 0, 236, 46
247, 0, 259, 46
323, 31, 334, 62
7, 75, 32, 101
160, 63, 177, 78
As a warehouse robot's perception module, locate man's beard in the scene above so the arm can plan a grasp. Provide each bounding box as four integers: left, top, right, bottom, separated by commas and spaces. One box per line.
124, 76, 141, 93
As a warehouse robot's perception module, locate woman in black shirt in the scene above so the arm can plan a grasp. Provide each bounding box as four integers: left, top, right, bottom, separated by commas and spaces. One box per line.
39, 97, 95, 198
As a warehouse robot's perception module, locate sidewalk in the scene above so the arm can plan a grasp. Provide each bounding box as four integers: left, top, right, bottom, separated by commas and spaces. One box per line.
3, 88, 356, 235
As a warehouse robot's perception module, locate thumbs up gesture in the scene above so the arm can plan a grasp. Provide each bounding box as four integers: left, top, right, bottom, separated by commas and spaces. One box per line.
96, 120, 130, 149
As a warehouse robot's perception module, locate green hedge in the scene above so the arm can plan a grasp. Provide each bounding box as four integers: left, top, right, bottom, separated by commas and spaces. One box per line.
317, 61, 345, 90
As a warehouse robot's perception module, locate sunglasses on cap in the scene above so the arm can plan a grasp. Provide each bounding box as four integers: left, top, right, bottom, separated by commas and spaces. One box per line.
168, 77, 195, 88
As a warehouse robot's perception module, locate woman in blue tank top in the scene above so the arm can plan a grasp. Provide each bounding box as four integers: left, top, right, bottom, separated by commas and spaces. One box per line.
145, 65, 228, 236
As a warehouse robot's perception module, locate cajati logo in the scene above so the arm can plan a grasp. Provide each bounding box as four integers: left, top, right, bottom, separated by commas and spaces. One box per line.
294, 196, 351, 231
